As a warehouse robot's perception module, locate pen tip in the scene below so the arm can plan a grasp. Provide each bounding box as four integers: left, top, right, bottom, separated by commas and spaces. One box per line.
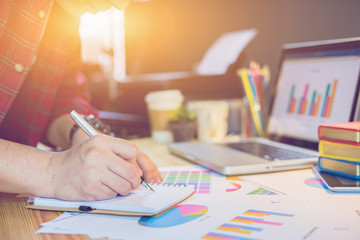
141, 179, 155, 192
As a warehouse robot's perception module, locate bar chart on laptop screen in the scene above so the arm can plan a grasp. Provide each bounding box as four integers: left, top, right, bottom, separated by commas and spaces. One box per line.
286, 79, 337, 118
268, 55, 360, 141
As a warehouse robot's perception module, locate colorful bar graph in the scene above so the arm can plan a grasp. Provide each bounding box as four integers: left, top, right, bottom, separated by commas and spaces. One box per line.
202, 209, 295, 240
217, 223, 262, 234
161, 170, 211, 194
286, 79, 337, 118
202, 232, 258, 240
231, 216, 282, 226
243, 210, 295, 217
247, 187, 277, 195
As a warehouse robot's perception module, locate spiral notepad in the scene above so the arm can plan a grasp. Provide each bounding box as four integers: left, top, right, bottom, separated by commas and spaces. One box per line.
28, 184, 195, 216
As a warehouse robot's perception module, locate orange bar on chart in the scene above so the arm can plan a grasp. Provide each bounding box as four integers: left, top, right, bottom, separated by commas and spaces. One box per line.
326, 80, 338, 118
313, 94, 322, 116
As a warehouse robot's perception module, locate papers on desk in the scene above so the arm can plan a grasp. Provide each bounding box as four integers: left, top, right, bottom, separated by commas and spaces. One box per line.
36, 165, 360, 240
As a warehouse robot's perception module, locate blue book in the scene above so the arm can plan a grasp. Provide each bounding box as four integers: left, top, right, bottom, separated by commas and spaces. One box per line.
318, 156, 360, 179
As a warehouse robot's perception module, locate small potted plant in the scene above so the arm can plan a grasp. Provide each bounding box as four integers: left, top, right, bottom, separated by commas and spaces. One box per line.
168, 105, 197, 142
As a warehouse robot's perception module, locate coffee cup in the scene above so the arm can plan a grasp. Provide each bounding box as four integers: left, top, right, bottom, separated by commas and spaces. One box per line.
145, 89, 184, 143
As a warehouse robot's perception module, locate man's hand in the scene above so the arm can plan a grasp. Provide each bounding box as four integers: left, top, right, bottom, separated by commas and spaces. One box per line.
136, 151, 163, 183
48, 134, 143, 201
56, 0, 132, 17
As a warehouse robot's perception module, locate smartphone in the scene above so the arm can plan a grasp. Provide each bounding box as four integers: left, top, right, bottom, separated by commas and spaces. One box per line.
313, 166, 360, 193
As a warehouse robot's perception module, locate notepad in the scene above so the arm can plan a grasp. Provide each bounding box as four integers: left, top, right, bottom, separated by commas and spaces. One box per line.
28, 184, 195, 216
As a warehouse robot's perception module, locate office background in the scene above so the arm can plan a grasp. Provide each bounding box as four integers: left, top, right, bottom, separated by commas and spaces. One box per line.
93, 0, 360, 137
125, 0, 360, 76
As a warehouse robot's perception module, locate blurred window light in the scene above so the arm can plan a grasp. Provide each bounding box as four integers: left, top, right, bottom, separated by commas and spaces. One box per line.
79, 8, 126, 83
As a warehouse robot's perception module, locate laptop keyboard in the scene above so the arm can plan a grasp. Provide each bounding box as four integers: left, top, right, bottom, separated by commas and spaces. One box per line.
226, 142, 315, 160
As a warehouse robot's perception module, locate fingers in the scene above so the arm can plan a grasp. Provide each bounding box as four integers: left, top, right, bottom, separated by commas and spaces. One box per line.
106, 154, 142, 190
94, 135, 139, 164
136, 152, 162, 183
101, 169, 136, 196
73, 153, 141, 200
87, 135, 142, 192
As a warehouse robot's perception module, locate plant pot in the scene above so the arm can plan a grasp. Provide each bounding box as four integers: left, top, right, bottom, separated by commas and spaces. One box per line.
168, 120, 197, 142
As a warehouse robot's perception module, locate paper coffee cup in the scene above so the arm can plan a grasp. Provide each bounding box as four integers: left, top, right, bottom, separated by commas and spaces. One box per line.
145, 90, 184, 143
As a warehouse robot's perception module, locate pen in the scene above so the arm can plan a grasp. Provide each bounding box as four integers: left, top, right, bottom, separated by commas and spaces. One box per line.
70, 110, 154, 192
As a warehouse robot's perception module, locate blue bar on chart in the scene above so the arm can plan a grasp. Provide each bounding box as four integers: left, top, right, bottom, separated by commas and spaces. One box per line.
160, 170, 211, 194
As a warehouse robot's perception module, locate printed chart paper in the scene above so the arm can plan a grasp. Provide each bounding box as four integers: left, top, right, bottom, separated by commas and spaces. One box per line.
36, 165, 360, 239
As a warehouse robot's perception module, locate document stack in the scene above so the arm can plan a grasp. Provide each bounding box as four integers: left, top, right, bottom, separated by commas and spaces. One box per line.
318, 121, 360, 179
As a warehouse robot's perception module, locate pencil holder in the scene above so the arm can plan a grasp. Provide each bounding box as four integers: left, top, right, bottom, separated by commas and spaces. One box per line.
240, 98, 257, 138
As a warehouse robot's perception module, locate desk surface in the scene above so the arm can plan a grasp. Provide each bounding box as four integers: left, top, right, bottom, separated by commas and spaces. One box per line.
0, 138, 189, 240
2, 138, 359, 239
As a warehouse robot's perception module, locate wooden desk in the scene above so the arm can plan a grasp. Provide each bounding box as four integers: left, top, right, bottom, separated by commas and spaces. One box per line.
0, 138, 188, 240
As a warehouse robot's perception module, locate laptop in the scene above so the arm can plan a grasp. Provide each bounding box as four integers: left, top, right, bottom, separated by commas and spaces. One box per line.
168, 37, 360, 176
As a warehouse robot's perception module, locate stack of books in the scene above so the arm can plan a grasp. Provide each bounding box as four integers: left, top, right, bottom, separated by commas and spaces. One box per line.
318, 121, 360, 179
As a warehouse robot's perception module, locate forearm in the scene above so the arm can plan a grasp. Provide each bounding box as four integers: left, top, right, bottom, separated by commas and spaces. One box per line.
0, 139, 54, 196
0, 134, 161, 201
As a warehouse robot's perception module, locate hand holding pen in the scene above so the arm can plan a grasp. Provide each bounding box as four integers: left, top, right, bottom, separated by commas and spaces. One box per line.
70, 110, 155, 191
44, 111, 161, 201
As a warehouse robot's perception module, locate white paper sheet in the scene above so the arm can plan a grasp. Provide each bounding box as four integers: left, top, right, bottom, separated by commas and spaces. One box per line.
196, 29, 257, 75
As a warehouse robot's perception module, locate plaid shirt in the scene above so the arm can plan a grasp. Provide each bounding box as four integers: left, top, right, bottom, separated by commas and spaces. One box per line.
0, 1, 98, 146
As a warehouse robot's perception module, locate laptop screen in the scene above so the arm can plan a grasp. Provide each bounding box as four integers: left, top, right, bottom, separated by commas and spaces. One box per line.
267, 38, 360, 149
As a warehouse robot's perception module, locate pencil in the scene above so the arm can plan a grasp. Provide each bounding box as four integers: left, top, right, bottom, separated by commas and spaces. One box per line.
237, 69, 264, 137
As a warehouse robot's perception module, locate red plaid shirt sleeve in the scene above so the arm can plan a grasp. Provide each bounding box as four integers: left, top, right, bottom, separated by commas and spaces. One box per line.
0, 1, 98, 146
